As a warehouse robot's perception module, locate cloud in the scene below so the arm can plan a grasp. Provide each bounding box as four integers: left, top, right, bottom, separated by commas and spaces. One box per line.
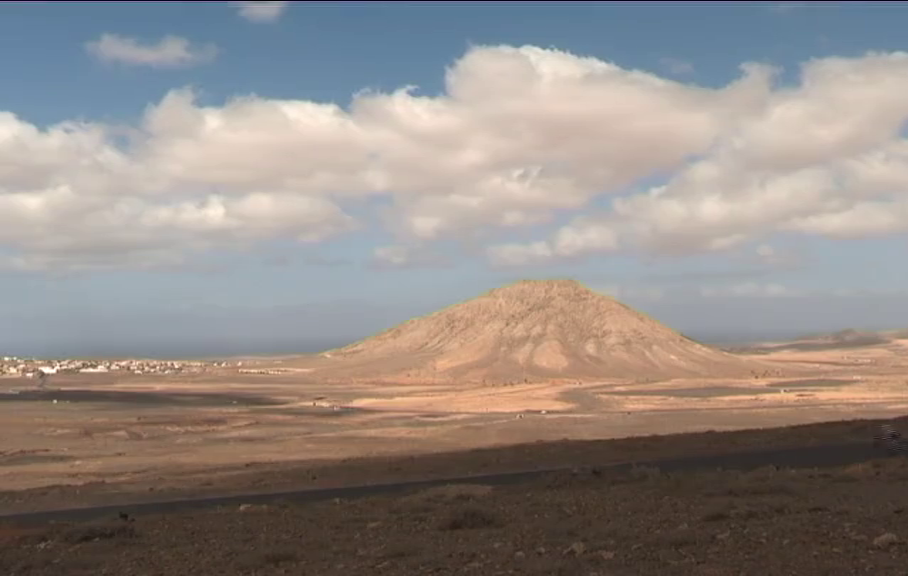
373, 245, 412, 267
595, 284, 665, 302
6, 45, 908, 271
769, 2, 805, 14
751, 243, 804, 269
659, 57, 695, 76
232, 1, 289, 23
371, 245, 448, 269
488, 221, 619, 266
696, 283, 908, 301
85, 34, 217, 68
493, 51, 908, 264
699, 282, 802, 298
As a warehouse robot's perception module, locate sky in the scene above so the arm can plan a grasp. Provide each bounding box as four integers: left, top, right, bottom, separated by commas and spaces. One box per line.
2, 1, 908, 358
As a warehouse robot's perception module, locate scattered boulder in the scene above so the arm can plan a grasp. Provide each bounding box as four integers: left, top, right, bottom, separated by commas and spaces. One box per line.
873, 533, 899, 549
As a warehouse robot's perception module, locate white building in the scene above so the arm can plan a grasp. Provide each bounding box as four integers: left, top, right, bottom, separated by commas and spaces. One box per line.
80, 366, 109, 373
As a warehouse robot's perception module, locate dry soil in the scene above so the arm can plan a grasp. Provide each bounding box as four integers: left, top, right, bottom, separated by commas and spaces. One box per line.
5, 450, 908, 576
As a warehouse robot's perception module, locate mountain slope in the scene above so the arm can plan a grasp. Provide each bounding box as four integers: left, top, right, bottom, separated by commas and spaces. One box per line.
319, 279, 761, 383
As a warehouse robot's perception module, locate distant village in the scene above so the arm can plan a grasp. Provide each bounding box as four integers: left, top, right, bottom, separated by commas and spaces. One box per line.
0, 356, 233, 379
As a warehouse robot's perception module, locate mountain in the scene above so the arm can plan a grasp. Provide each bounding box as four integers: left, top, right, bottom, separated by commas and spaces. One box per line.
772, 328, 893, 351
316, 279, 760, 383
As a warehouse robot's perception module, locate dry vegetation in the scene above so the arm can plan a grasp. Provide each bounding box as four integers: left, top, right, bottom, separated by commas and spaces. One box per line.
6, 454, 908, 576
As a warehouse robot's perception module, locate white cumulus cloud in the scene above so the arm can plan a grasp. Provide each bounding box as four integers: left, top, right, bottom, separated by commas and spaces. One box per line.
6, 44, 908, 272
85, 34, 217, 68
493, 51, 908, 265
232, 1, 289, 23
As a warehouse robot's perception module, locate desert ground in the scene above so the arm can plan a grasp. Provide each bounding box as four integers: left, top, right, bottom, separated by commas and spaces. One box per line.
2, 333, 908, 516
6, 445, 908, 576
4, 281, 908, 575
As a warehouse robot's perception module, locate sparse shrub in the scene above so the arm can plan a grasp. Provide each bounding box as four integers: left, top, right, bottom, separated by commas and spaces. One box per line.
727, 481, 798, 497
236, 547, 299, 570
628, 465, 663, 482
400, 484, 493, 511
378, 542, 419, 559
438, 505, 503, 530
60, 521, 137, 544
657, 528, 703, 548
259, 548, 299, 566
699, 502, 732, 522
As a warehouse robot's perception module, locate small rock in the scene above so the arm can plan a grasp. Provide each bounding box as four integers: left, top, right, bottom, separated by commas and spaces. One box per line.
536, 547, 547, 555
716, 530, 731, 541
599, 550, 616, 560
873, 533, 899, 549
564, 542, 586, 557
514, 551, 526, 560
366, 521, 382, 529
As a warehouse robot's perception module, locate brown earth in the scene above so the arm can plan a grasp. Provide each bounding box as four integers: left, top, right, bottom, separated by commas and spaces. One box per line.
0, 408, 902, 517
314, 279, 767, 383
5, 452, 908, 576
3, 334, 908, 515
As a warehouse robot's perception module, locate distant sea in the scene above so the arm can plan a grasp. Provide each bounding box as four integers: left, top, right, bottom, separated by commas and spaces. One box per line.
0, 330, 803, 361
0, 338, 354, 361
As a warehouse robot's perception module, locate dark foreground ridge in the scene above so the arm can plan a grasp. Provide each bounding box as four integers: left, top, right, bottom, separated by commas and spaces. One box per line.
1, 440, 885, 526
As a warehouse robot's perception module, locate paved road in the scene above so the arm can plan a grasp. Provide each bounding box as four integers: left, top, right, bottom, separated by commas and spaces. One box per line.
0, 441, 888, 526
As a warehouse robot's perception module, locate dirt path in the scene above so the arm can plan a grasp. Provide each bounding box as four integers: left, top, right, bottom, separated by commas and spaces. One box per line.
5, 453, 908, 575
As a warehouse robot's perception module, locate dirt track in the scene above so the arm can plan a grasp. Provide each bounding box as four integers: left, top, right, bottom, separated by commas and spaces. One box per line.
0, 440, 884, 526
5, 451, 908, 576
1, 413, 895, 517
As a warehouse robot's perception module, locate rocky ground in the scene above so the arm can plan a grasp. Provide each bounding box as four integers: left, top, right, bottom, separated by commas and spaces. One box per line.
0, 413, 892, 515
5, 454, 908, 575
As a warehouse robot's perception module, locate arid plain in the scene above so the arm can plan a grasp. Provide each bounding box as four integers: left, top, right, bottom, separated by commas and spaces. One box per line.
3, 280, 908, 517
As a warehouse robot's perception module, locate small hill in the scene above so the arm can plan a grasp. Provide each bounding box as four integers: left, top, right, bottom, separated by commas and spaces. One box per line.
317, 279, 761, 383
773, 328, 892, 352
819, 329, 887, 346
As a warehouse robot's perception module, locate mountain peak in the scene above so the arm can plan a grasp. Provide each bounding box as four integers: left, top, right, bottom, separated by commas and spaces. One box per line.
319, 279, 759, 383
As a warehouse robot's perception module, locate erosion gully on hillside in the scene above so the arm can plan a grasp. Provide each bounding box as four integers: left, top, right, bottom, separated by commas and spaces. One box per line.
307, 279, 772, 383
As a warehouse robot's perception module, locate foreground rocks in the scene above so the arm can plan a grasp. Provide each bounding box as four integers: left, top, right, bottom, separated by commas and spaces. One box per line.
5, 457, 908, 575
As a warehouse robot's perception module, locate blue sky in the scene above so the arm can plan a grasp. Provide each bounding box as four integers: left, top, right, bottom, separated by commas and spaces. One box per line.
1, 1, 907, 358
